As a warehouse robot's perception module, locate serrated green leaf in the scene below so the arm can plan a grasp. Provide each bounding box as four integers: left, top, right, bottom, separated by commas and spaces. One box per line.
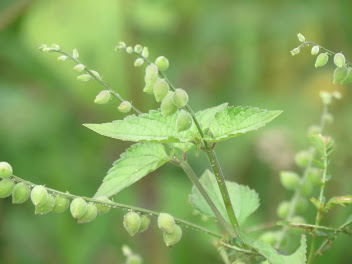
94, 143, 170, 198
205, 107, 282, 142
189, 169, 259, 226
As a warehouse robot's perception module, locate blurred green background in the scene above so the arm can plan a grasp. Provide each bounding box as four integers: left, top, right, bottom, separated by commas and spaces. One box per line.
1, 0, 351, 263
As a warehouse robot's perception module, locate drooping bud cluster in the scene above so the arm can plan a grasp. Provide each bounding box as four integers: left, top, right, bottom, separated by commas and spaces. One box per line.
123, 212, 151, 236
158, 213, 182, 247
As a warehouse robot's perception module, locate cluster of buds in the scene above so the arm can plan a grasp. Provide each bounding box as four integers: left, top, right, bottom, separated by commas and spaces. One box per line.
123, 211, 151, 237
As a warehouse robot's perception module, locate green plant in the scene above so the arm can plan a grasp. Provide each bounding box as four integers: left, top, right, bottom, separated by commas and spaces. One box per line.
1, 34, 351, 264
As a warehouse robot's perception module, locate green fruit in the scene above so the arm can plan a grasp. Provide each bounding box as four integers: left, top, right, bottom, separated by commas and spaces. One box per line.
12, 183, 30, 204
294, 151, 312, 167
35, 194, 55, 215
139, 215, 151, 233
78, 203, 98, 224
333, 67, 348, 84
161, 91, 178, 117
94, 90, 113, 104
334, 53, 345, 68
0, 179, 15, 198
134, 58, 144, 67
118, 101, 132, 113
172, 88, 189, 108
341, 67, 352, 85
154, 79, 169, 102
297, 33, 305, 42
260, 232, 277, 246
158, 213, 175, 233
280, 171, 300, 190
30, 185, 48, 207
277, 201, 290, 219
311, 46, 319, 55
0, 162, 13, 179
143, 75, 158, 94
155, 56, 169, 71
52, 195, 70, 213
124, 212, 141, 237
96, 196, 111, 215
70, 198, 88, 219
163, 224, 182, 247
134, 44, 142, 53
295, 197, 308, 213
176, 111, 193, 132
145, 64, 158, 80
307, 168, 321, 185
315, 53, 328, 68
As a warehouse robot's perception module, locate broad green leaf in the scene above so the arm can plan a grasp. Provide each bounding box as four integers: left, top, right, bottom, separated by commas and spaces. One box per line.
94, 143, 170, 198
189, 169, 259, 226
205, 107, 282, 142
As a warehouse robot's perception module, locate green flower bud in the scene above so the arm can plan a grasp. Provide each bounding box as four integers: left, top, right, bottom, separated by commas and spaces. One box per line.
51, 44, 60, 50
139, 215, 151, 233
78, 203, 98, 224
145, 64, 158, 80
295, 197, 308, 213
118, 41, 126, 48
334, 53, 345, 68
307, 168, 321, 185
158, 213, 175, 233
134, 58, 144, 67
163, 224, 182, 247
77, 74, 91, 82
123, 212, 141, 237
127, 255, 142, 264
73, 64, 85, 72
0, 179, 15, 198
52, 195, 70, 213
277, 201, 290, 219
96, 196, 111, 215
142, 47, 149, 58
161, 91, 178, 117
301, 180, 313, 196
0, 162, 13, 179
118, 101, 132, 113
319, 91, 332, 105
176, 111, 193, 132
315, 53, 329, 68
73, 48, 79, 59
143, 75, 158, 94
126, 46, 133, 54
294, 151, 312, 167
172, 88, 189, 108
341, 67, 352, 85
291, 216, 306, 224
154, 79, 169, 102
42, 47, 53, 53
134, 44, 143, 53
311, 46, 319, 55
12, 183, 30, 204
57, 55, 68, 61
35, 194, 55, 215
333, 67, 348, 84
70, 198, 88, 219
155, 56, 169, 71
297, 33, 305, 42
260, 232, 278, 246
91, 70, 100, 79
280, 171, 300, 190
290, 48, 300, 56
94, 90, 113, 104
30, 185, 48, 207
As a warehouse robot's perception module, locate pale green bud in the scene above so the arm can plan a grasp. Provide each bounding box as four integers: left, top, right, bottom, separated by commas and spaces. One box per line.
77, 74, 91, 82
161, 91, 178, 117
297, 33, 305, 42
139, 215, 151, 233
52, 195, 70, 213
280, 171, 300, 190
126, 46, 133, 54
277, 201, 290, 219
134, 58, 144, 67
154, 79, 169, 102
118, 41, 126, 48
143, 75, 158, 94
315, 53, 329, 68
294, 151, 312, 167
311, 46, 319, 55
123, 212, 141, 236
94, 90, 112, 104
158, 213, 175, 233
319, 91, 332, 105
290, 48, 300, 56
155, 56, 169, 71
90, 70, 100, 79
172, 88, 189, 108
0, 179, 15, 198
95, 196, 111, 215
42, 47, 53, 53
134, 44, 143, 53
142, 47, 149, 58
332, 91, 342, 99
35, 194, 55, 215
12, 183, 30, 204
176, 111, 193, 132
38, 44, 47, 50
333, 67, 348, 84
334, 53, 345, 68
341, 67, 352, 85
78, 203, 98, 224
57, 55, 68, 61
31, 185, 48, 207
70, 198, 88, 218
0, 162, 13, 179
51, 44, 61, 50
118, 101, 132, 113
73, 48, 79, 59
73, 64, 85, 72
145, 64, 158, 80
163, 224, 182, 247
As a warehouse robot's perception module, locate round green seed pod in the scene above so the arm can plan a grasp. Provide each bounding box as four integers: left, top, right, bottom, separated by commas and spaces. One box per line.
12, 183, 30, 204
0, 179, 15, 198
163, 224, 182, 247
176, 111, 193, 132
118, 101, 132, 113
78, 203, 98, 224
158, 213, 175, 233
307, 168, 321, 185
70, 198, 88, 219
260, 232, 278, 246
161, 91, 178, 117
52, 195, 70, 213
139, 215, 151, 233
143, 75, 158, 94
277, 201, 290, 219
294, 151, 312, 167
154, 79, 169, 102
280, 171, 300, 190
311, 46, 319, 55
155, 56, 169, 71
334, 53, 345, 68
145, 64, 158, 80
123, 212, 141, 237
295, 197, 308, 213
0, 162, 13, 179
35, 194, 55, 215
315, 53, 328, 68
95, 196, 111, 215
30, 185, 48, 207
94, 90, 113, 104
172, 88, 189, 108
